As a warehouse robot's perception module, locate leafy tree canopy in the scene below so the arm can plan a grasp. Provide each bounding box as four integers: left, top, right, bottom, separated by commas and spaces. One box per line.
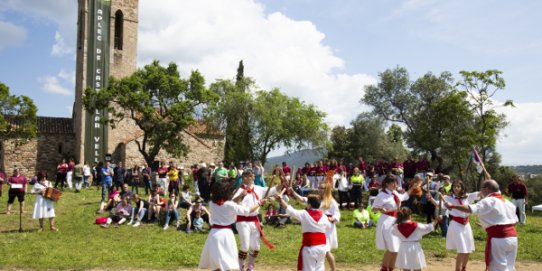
0, 82, 37, 141
83, 60, 217, 165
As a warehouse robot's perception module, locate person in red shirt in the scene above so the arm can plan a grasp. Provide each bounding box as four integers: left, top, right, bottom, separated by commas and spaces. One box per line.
403, 156, 417, 182
7, 168, 28, 215
507, 175, 529, 225
0, 169, 6, 197
358, 157, 367, 176
55, 159, 68, 190
282, 162, 291, 181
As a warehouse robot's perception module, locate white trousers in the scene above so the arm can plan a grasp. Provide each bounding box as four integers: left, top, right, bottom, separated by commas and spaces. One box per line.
490, 237, 517, 271
66, 171, 73, 189
301, 245, 327, 271
236, 221, 261, 252
510, 198, 526, 224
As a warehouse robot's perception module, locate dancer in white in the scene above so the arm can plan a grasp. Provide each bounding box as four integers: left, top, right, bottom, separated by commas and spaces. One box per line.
291, 181, 340, 271
392, 207, 439, 271
199, 182, 261, 271
277, 193, 330, 271
232, 170, 279, 271
445, 179, 518, 271
433, 180, 480, 271
372, 174, 418, 271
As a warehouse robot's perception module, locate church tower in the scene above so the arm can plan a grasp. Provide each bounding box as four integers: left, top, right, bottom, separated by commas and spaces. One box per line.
73, 0, 139, 164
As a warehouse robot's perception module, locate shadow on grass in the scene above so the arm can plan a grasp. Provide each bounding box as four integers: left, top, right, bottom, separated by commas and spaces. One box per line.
0, 228, 40, 234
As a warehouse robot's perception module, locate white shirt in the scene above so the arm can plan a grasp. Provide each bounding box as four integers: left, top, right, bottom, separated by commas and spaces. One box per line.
286, 206, 330, 233
233, 184, 277, 216
209, 201, 250, 226
445, 192, 479, 218
373, 188, 410, 210
392, 222, 434, 241
469, 192, 518, 229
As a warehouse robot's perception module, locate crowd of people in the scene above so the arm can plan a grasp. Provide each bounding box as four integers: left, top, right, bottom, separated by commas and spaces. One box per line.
0, 155, 531, 271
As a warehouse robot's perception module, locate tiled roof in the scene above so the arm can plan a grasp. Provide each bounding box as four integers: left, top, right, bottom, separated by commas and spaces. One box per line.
37, 116, 74, 134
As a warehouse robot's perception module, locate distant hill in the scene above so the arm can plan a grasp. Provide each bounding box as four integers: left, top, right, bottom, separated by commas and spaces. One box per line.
511, 165, 542, 175
265, 148, 326, 172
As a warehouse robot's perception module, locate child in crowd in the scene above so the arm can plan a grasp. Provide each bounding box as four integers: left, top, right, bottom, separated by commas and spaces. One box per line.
163, 193, 179, 230
101, 195, 132, 228
264, 204, 278, 225
192, 210, 204, 232
392, 207, 439, 271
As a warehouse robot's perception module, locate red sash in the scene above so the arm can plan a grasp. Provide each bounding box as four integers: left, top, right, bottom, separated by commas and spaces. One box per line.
297, 232, 326, 271
211, 224, 231, 229
484, 224, 517, 270
450, 215, 469, 225
237, 215, 275, 250
397, 221, 418, 238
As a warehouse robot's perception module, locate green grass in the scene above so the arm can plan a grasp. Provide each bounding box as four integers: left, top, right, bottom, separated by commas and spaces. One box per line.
0, 184, 541, 270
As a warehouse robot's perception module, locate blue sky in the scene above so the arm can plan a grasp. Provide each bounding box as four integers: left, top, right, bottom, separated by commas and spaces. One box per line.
1, 0, 541, 165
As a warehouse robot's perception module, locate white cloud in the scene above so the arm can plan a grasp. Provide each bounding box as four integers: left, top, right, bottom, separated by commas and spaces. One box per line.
0, 20, 27, 50
39, 69, 75, 96
51, 31, 73, 56
0, 0, 77, 57
138, 0, 376, 127
497, 102, 542, 165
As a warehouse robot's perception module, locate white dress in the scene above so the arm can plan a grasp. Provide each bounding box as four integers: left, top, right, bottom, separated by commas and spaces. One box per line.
373, 188, 409, 252
323, 200, 340, 250
392, 222, 434, 270
444, 192, 479, 253
286, 206, 330, 271
198, 201, 251, 270
32, 181, 55, 219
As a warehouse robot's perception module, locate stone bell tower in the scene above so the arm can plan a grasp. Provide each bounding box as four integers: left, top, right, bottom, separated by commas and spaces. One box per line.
73, 0, 139, 164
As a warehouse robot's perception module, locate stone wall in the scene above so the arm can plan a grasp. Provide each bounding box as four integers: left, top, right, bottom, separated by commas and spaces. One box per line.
1, 133, 76, 179
121, 131, 224, 169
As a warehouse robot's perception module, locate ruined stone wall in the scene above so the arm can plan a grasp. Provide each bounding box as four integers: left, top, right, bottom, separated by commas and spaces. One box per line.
2, 133, 76, 179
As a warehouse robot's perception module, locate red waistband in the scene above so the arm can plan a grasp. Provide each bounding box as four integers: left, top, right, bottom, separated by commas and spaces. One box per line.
484, 224, 517, 269
450, 215, 469, 225
211, 224, 232, 229
298, 232, 327, 271
384, 211, 397, 217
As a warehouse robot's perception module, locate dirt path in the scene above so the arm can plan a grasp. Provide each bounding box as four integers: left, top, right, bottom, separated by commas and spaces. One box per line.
162, 259, 542, 270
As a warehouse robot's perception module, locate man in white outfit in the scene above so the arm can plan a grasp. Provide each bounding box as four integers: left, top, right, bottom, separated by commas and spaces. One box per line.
445, 179, 518, 271
233, 170, 278, 271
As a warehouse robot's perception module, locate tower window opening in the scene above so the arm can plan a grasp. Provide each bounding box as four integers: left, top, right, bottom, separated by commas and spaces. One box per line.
114, 10, 124, 50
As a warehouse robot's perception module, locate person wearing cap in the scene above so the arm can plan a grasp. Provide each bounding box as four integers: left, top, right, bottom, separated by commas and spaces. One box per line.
445, 179, 518, 271
441, 175, 452, 194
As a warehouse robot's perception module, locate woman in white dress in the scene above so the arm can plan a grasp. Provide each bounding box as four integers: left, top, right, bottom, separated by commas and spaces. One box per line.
199, 182, 261, 271
31, 171, 57, 232
441, 180, 481, 271
372, 174, 418, 271
392, 207, 438, 271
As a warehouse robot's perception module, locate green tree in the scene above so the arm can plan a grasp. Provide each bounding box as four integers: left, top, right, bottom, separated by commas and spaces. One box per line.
457, 70, 512, 183
251, 89, 328, 165
83, 60, 217, 166
0, 82, 37, 141
362, 67, 477, 173
328, 126, 351, 160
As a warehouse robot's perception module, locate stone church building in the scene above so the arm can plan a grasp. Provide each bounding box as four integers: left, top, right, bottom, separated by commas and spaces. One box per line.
1, 0, 224, 177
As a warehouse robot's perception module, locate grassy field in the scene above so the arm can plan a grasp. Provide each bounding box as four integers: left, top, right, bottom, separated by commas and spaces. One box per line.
0, 184, 541, 270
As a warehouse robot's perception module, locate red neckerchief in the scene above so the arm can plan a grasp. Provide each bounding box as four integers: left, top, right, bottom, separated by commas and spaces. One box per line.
487, 192, 505, 202
383, 189, 400, 207
241, 183, 259, 201
454, 195, 463, 205
397, 221, 418, 238
213, 199, 225, 206
306, 209, 323, 223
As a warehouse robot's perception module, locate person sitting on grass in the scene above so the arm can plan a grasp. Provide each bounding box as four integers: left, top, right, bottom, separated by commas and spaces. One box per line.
147, 188, 162, 222
163, 193, 179, 230
101, 195, 132, 228
179, 185, 193, 209
264, 203, 278, 225
186, 197, 211, 234
128, 194, 148, 227
192, 210, 205, 233
96, 186, 120, 214
353, 203, 373, 229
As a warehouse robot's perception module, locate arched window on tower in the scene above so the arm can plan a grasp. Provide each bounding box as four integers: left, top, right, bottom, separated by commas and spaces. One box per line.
114, 10, 124, 50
